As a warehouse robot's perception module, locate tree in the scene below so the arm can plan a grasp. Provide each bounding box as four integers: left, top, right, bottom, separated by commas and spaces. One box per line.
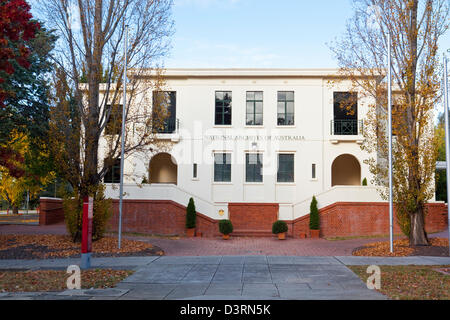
37, 0, 174, 200
0, 0, 40, 107
0, 131, 55, 213
330, 0, 449, 246
0, 0, 41, 176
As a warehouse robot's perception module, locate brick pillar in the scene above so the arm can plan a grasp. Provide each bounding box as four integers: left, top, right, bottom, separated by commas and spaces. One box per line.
39, 197, 64, 225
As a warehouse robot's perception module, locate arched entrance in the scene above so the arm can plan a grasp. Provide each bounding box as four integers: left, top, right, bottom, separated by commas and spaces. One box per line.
331, 154, 361, 186
149, 153, 178, 184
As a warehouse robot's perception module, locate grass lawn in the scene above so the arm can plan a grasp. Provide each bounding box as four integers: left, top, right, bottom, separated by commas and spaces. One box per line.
349, 265, 450, 300
0, 269, 134, 293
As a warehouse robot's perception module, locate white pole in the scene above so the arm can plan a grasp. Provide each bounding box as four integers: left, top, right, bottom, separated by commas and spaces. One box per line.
26, 190, 29, 215
118, 25, 128, 249
443, 54, 450, 256
387, 32, 394, 253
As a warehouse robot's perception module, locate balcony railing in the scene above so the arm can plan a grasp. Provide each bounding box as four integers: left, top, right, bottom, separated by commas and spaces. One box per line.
152, 118, 179, 134
331, 119, 363, 135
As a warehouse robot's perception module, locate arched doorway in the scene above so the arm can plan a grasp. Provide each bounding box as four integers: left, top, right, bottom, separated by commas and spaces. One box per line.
331, 154, 361, 186
149, 153, 178, 184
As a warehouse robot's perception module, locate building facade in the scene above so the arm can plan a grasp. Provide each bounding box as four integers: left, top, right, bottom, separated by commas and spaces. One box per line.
100, 69, 447, 237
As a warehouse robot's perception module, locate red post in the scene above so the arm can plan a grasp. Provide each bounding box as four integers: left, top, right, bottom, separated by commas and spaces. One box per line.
81, 196, 93, 255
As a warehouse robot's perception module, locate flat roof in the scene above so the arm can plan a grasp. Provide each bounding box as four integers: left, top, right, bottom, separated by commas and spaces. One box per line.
132, 68, 383, 79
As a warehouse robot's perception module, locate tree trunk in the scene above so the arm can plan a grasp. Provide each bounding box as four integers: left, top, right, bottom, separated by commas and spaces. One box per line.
12, 206, 19, 215
409, 208, 429, 246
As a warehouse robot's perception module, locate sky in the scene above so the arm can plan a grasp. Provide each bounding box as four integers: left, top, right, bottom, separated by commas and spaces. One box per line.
167, 0, 449, 69
166, 0, 354, 68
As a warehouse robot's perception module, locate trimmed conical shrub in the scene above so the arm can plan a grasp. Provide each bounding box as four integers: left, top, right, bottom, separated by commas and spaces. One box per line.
309, 196, 320, 230
186, 197, 196, 229
362, 178, 367, 186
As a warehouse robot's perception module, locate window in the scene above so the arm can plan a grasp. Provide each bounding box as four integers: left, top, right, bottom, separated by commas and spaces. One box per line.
105, 104, 122, 135
333, 92, 358, 135
215, 91, 232, 125
277, 154, 294, 183
246, 91, 263, 125
104, 158, 121, 183
277, 91, 294, 126
214, 153, 231, 182
153, 91, 176, 133
193, 163, 198, 179
312, 164, 316, 179
246, 153, 263, 182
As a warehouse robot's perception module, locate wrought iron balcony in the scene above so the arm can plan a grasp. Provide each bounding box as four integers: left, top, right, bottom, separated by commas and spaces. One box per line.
331, 119, 363, 135
152, 118, 179, 134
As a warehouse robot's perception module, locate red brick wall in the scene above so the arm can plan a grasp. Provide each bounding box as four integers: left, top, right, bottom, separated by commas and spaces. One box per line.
40, 197, 448, 238
289, 202, 448, 238
228, 203, 279, 235
39, 198, 64, 225
108, 199, 219, 237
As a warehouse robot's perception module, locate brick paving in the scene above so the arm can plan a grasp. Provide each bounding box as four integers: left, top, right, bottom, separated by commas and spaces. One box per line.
0, 223, 448, 256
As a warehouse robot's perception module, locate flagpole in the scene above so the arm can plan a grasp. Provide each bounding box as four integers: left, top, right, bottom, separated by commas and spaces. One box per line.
443, 54, 450, 256
387, 31, 394, 253
118, 24, 128, 249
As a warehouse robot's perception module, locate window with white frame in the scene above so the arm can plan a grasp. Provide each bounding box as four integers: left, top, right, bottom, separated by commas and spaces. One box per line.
245, 153, 263, 182
277, 154, 294, 182
214, 153, 231, 182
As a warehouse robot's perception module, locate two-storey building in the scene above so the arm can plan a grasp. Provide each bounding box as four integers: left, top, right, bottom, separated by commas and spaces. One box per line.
101, 69, 447, 238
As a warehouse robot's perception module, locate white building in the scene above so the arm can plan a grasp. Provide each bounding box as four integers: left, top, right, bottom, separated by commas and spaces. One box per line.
102, 68, 388, 228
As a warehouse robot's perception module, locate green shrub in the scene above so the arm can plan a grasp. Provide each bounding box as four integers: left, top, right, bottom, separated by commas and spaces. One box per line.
63, 184, 112, 243
186, 197, 196, 229
309, 195, 320, 230
272, 220, 288, 234
362, 178, 367, 186
218, 219, 233, 235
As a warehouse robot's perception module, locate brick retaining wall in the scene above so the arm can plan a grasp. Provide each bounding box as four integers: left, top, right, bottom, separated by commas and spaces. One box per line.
38, 198, 64, 225
289, 202, 448, 238
40, 197, 448, 238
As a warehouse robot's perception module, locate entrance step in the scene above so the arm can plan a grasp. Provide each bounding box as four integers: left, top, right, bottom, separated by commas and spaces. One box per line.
231, 230, 275, 237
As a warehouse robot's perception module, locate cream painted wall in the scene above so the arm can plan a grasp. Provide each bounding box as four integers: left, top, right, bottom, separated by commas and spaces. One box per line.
101, 69, 378, 219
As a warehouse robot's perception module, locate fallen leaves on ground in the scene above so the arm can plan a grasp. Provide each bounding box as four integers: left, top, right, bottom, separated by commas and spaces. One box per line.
349, 265, 450, 300
352, 238, 449, 257
0, 269, 134, 293
0, 234, 164, 259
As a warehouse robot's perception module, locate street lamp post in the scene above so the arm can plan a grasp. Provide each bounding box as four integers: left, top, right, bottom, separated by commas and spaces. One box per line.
387, 32, 394, 253
118, 25, 128, 249
368, 4, 394, 253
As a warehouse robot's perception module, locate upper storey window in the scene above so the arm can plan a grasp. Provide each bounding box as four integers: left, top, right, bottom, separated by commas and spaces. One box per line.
152, 91, 177, 133
333, 92, 358, 135
105, 104, 122, 135
277, 91, 294, 126
215, 91, 232, 125
246, 91, 263, 126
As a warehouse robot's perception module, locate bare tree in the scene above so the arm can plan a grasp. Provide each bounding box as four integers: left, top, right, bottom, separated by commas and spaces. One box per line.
37, 0, 174, 197
330, 0, 448, 246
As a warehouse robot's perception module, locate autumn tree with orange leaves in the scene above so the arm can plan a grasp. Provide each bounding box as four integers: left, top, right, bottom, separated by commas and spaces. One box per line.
331, 0, 449, 246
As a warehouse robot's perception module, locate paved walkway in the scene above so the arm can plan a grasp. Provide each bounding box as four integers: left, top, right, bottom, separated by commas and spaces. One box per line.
1, 224, 447, 256
1, 255, 449, 300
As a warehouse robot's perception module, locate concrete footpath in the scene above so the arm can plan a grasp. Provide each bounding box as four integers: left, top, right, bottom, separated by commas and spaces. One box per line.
1, 255, 449, 300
